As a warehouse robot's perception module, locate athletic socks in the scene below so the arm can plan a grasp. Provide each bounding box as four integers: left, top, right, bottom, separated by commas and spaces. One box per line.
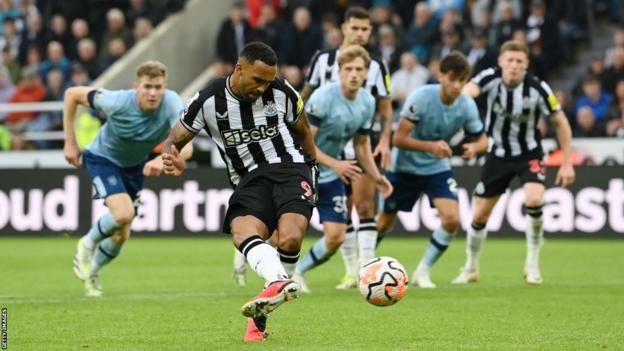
525, 205, 544, 267
339, 220, 359, 277
85, 213, 122, 249
357, 218, 378, 266
238, 235, 288, 284
466, 222, 487, 270
418, 227, 454, 270
91, 238, 123, 275
278, 248, 300, 277
296, 237, 330, 274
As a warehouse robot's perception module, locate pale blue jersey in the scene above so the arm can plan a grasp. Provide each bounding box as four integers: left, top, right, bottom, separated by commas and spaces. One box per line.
393, 84, 483, 175
306, 82, 375, 184
86, 88, 183, 167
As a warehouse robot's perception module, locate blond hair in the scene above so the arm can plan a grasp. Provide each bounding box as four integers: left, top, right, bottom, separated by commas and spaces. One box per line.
136, 60, 167, 79
500, 40, 529, 57
338, 45, 371, 68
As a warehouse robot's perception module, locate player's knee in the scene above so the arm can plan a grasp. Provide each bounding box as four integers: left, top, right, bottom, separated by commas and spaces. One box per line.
355, 200, 375, 218
525, 197, 543, 209
278, 232, 301, 252
377, 214, 396, 233
441, 215, 460, 233
325, 235, 344, 253
111, 231, 129, 244
112, 211, 134, 226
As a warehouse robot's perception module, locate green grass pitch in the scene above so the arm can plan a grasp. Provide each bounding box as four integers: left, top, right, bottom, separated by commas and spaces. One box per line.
1, 236, 623, 350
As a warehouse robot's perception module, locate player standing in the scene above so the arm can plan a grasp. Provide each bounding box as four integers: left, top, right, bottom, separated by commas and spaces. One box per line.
64, 61, 192, 297
161, 42, 317, 342
376, 52, 487, 288
301, 6, 394, 289
452, 40, 575, 285
291, 45, 392, 292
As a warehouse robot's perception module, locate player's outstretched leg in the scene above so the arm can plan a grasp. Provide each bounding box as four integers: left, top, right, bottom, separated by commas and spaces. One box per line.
452, 222, 486, 284
524, 204, 544, 285
87, 235, 126, 297
73, 212, 121, 281
293, 237, 331, 293
244, 315, 268, 342
232, 249, 247, 286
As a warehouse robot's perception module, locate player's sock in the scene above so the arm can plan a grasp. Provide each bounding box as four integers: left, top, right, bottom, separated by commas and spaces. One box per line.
85, 213, 122, 249
233, 249, 247, 272
375, 230, 387, 248
238, 235, 288, 284
525, 205, 544, 267
91, 238, 123, 275
357, 218, 378, 266
296, 237, 330, 274
419, 227, 454, 269
339, 220, 359, 276
278, 248, 300, 277
466, 222, 487, 270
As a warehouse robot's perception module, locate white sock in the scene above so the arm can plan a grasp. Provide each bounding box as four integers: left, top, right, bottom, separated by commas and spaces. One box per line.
277, 248, 300, 278
239, 236, 288, 284
525, 206, 544, 267
466, 222, 487, 270
357, 218, 378, 266
233, 249, 247, 273
339, 220, 359, 276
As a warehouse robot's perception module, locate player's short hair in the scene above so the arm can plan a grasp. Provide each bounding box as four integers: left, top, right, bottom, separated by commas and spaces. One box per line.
338, 45, 371, 68
344, 6, 370, 22
240, 41, 277, 66
136, 60, 167, 79
500, 40, 529, 57
439, 51, 471, 80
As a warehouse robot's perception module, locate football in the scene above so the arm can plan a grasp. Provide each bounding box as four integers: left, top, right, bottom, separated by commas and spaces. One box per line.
358, 256, 408, 307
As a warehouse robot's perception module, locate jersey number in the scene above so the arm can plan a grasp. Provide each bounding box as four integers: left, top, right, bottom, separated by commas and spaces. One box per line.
332, 195, 347, 213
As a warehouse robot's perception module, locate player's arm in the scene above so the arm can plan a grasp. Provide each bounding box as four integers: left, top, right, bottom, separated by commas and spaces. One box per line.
290, 111, 317, 162
144, 141, 193, 176
392, 118, 452, 158
549, 110, 575, 187
161, 121, 196, 176
461, 82, 481, 98
300, 84, 317, 103
374, 97, 393, 170
62, 86, 96, 167
353, 132, 393, 198
460, 133, 488, 160
307, 119, 361, 183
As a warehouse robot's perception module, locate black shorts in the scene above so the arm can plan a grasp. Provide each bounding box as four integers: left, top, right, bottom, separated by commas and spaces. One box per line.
474, 151, 546, 198
223, 163, 317, 235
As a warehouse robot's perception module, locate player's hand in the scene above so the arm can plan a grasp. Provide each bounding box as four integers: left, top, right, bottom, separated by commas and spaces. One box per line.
461, 143, 479, 160
162, 145, 186, 176
555, 164, 575, 188
375, 175, 393, 199
429, 140, 452, 158
373, 137, 392, 171
64, 142, 81, 168
333, 159, 362, 183
143, 157, 163, 176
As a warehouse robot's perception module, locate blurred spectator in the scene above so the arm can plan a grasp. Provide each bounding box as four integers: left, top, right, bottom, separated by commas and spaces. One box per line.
279, 7, 323, 70
574, 106, 606, 137
254, 3, 281, 51
132, 17, 153, 44
3, 64, 46, 133
39, 41, 70, 85
606, 79, 624, 136
493, 1, 522, 46
553, 0, 589, 53
407, 2, 438, 63
526, 0, 563, 79
0, 124, 27, 150
605, 26, 624, 68
246, 0, 281, 29
465, 26, 496, 74
435, 27, 462, 58
126, 0, 150, 28
0, 17, 20, 60
99, 8, 132, 60
215, 3, 253, 75
427, 0, 465, 20
46, 14, 71, 56
374, 24, 401, 73
26, 68, 65, 149
2, 44, 21, 84
17, 13, 46, 65
67, 18, 91, 61
24, 43, 41, 67
0, 0, 20, 36
68, 63, 90, 87
99, 37, 126, 74
281, 64, 304, 90
438, 8, 463, 40
0, 64, 15, 121
573, 56, 608, 99
390, 52, 429, 118
427, 56, 441, 83
470, 6, 496, 47
324, 26, 342, 50
604, 47, 624, 93
76, 38, 98, 80
575, 75, 613, 123
369, 4, 403, 47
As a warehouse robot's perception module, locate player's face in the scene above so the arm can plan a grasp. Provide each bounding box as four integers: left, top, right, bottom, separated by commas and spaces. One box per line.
135, 75, 166, 113
339, 57, 368, 93
341, 18, 371, 46
237, 59, 277, 101
438, 72, 467, 102
498, 50, 529, 85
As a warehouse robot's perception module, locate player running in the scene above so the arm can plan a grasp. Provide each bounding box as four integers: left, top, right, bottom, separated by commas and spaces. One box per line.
161, 42, 317, 342
452, 40, 575, 285
291, 45, 393, 293
64, 61, 192, 297
376, 51, 488, 288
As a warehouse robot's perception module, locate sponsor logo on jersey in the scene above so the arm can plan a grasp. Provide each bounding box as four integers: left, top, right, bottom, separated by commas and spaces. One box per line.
221, 125, 279, 147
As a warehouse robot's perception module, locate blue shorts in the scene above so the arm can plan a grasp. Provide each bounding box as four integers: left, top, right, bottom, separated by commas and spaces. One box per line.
83, 150, 145, 203
317, 178, 348, 223
383, 171, 458, 213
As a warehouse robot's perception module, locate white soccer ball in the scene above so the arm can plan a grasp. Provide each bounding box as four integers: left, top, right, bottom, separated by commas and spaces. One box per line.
358, 256, 408, 306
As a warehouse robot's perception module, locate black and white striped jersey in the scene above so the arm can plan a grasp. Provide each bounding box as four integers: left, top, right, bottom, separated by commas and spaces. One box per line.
472, 67, 561, 158
306, 48, 391, 98
180, 75, 310, 186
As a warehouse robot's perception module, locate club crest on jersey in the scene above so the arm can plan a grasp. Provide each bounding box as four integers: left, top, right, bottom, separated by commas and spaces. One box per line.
263, 101, 278, 117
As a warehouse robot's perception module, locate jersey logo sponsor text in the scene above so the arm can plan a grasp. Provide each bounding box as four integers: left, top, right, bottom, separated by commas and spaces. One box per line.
221, 125, 279, 147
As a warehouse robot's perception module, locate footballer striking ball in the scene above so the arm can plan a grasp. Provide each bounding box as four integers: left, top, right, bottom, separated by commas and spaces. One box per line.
358, 256, 408, 306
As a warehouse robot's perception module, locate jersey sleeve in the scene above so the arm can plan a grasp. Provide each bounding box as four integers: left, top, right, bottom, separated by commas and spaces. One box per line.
282, 79, 304, 125
305, 87, 328, 127
536, 80, 561, 118
90, 88, 125, 115
180, 91, 205, 134
471, 67, 499, 93
167, 91, 185, 127
400, 89, 425, 124
463, 97, 484, 136
306, 50, 323, 87
372, 58, 391, 98
358, 93, 376, 134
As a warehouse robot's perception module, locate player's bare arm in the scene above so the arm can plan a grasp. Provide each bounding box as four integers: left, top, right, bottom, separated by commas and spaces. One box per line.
144, 142, 194, 176
461, 133, 488, 161
62, 86, 96, 168
161, 121, 196, 176
309, 123, 361, 183
393, 118, 452, 158
374, 97, 393, 170
290, 111, 317, 162
300, 84, 316, 103
550, 110, 576, 187
353, 133, 393, 198
461, 82, 481, 98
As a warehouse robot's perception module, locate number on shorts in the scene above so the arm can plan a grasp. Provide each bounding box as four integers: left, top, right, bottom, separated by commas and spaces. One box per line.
332, 195, 347, 213
447, 178, 458, 194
